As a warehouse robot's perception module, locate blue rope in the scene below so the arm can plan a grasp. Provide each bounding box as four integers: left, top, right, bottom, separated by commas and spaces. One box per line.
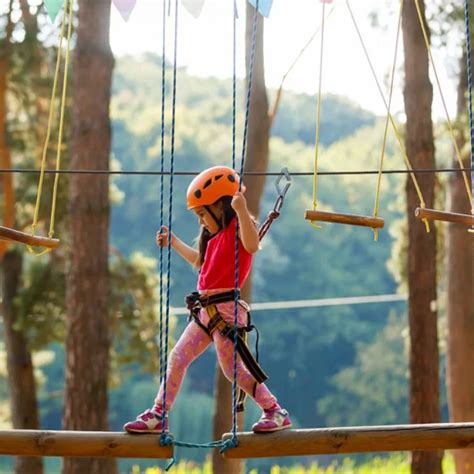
158, 0, 167, 403
156, 0, 260, 462
232, 0, 237, 170
464, 0, 474, 220
231, 0, 260, 444
161, 0, 179, 438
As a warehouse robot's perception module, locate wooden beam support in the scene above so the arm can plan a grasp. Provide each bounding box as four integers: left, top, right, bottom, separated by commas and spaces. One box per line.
304, 210, 385, 229
222, 423, 474, 459
415, 208, 474, 227
0, 430, 173, 459
0, 226, 60, 249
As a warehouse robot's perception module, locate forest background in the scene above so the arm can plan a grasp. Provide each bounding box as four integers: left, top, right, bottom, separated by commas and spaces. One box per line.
0, 1, 472, 473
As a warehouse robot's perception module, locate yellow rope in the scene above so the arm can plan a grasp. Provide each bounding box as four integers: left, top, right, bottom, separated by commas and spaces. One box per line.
346, 0, 430, 233
310, 0, 329, 230
359, 0, 401, 241
413, 0, 472, 207
369, 0, 403, 241
28, 0, 72, 255
49, 0, 74, 237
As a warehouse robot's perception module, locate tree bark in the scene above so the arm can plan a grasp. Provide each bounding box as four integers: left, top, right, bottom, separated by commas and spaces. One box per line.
446, 47, 474, 474
0, 4, 43, 473
62, 1, 116, 473
402, 1, 442, 473
212, 5, 269, 474
1, 251, 43, 474
0, 0, 15, 259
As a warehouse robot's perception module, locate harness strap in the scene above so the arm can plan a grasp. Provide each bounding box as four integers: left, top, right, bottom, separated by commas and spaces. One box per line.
205, 304, 268, 385
185, 291, 267, 412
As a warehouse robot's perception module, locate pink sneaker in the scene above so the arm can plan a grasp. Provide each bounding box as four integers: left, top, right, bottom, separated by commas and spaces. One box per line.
252, 407, 292, 433
123, 408, 168, 434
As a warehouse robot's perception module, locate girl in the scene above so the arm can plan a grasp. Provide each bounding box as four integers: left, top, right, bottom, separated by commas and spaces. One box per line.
124, 166, 291, 434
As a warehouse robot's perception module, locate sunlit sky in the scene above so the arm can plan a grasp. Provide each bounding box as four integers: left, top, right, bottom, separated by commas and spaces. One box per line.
109, 0, 462, 119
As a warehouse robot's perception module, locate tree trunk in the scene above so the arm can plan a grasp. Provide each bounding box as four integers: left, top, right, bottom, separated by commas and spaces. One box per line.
402, 1, 442, 473
1, 251, 43, 474
446, 47, 474, 474
0, 0, 15, 259
212, 5, 269, 474
62, 1, 116, 473
0, 5, 43, 474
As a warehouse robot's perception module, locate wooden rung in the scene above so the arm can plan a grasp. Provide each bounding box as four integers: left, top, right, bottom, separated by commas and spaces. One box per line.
0, 226, 60, 249
304, 210, 385, 229
415, 208, 474, 227
222, 422, 474, 459
0, 430, 173, 459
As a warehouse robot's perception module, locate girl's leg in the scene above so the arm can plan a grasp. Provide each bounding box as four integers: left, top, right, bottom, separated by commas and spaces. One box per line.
213, 331, 278, 410
124, 321, 211, 433
155, 321, 212, 410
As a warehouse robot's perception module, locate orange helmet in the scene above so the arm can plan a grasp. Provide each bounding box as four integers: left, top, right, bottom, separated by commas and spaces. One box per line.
187, 166, 243, 210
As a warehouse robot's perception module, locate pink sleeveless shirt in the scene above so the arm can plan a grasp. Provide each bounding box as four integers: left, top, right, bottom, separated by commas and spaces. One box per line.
197, 218, 253, 291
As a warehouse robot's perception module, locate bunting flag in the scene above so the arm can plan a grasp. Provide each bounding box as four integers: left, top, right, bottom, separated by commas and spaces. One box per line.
112, 0, 138, 21
43, 0, 64, 21
181, 0, 206, 18
248, 0, 273, 17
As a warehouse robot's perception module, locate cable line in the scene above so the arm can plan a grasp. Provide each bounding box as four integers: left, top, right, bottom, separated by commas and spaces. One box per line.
0, 167, 470, 177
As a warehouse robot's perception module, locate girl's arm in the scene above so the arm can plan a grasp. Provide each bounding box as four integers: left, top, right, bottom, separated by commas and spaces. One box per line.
231, 192, 260, 254
157, 227, 200, 268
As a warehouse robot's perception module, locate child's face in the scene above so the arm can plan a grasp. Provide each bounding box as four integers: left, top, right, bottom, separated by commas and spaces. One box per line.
193, 206, 222, 235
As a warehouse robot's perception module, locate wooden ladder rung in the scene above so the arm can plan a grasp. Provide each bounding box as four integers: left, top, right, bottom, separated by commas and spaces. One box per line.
222, 422, 474, 459
0, 226, 60, 249
0, 430, 173, 459
415, 208, 474, 227
305, 210, 384, 229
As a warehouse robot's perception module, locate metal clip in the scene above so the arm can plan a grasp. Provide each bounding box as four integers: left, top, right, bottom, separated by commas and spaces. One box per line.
273, 167, 291, 213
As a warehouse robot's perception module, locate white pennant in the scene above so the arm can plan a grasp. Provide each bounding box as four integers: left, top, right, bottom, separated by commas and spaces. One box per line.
181, 0, 205, 19
112, 0, 138, 21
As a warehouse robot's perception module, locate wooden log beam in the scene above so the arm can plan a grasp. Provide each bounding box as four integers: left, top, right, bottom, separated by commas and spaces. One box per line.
304, 210, 385, 229
0, 430, 173, 459
222, 423, 474, 459
0, 226, 60, 249
415, 208, 474, 227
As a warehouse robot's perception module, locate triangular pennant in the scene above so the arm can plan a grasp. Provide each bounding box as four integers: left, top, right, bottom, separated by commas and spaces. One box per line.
181, 0, 206, 19
248, 0, 273, 18
43, 0, 64, 21
112, 0, 138, 21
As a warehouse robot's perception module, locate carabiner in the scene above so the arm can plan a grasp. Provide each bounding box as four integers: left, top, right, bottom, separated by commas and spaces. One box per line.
273, 168, 291, 213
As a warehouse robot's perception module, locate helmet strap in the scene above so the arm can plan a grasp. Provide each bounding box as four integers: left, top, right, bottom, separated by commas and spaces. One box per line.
204, 205, 222, 232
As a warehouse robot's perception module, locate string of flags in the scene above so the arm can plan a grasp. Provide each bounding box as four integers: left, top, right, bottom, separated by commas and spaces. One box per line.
43, 0, 274, 22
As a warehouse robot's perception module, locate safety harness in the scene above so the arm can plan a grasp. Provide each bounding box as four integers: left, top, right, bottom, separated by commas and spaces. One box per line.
185, 290, 267, 412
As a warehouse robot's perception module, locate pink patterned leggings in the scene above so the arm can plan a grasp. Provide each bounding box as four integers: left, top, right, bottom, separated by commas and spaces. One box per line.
155, 301, 278, 411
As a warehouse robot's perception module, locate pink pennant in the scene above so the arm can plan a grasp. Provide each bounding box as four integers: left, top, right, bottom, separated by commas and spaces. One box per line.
112, 0, 137, 21
320, 0, 334, 3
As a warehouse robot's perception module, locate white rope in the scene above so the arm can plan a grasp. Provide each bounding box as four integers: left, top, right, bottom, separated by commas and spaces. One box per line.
171, 293, 407, 315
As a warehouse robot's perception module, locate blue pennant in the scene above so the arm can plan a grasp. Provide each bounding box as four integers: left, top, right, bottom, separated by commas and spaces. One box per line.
248, 0, 273, 17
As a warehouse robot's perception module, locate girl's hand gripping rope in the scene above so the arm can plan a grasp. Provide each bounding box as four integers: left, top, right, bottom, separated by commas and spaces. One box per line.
156, 226, 172, 248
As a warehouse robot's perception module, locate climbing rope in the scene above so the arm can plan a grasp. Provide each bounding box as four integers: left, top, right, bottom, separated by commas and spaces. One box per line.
366, 0, 403, 241
231, 0, 260, 448
464, 0, 474, 232
158, 0, 167, 430
309, 0, 328, 230
413, 0, 472, 207
155, 1, 261, 466
160, 0, 179, 453
29, 0, 73, 254
347, 0, 430, 232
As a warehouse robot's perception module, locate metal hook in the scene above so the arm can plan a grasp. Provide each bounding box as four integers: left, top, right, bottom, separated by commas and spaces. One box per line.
273, 168, 291, 213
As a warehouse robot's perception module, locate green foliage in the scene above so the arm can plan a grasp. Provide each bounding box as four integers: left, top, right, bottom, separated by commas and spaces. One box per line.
127, 453, 456, 474
317, 312, 408, 427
